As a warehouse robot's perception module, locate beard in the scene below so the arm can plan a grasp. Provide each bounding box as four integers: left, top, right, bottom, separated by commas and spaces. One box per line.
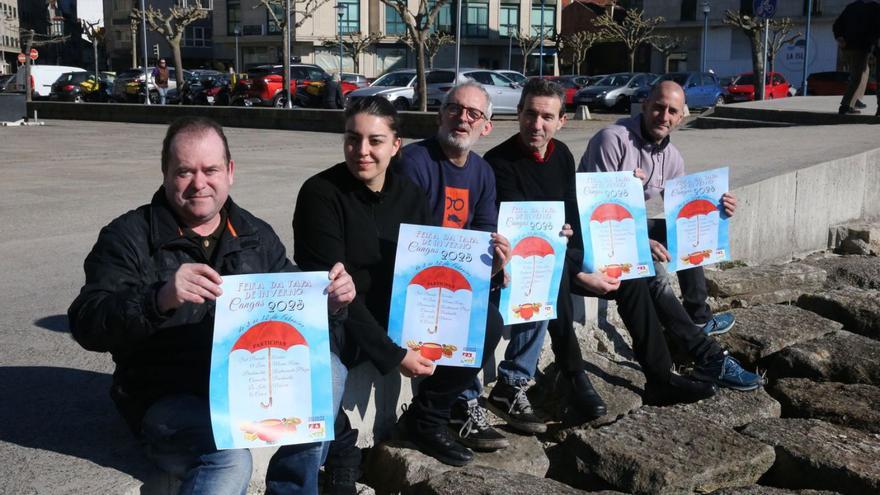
437, 126, 478, 153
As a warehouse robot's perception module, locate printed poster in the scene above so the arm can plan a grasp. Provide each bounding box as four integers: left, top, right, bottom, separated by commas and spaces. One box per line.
497, 201, 567, 325
388, 224, 493, 368
576, 172, 655, 280
664, 167, 731, 272
209, 272, 335, 450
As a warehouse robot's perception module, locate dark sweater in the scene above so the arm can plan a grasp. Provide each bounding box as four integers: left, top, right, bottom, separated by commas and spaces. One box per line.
292, 162, 431, 374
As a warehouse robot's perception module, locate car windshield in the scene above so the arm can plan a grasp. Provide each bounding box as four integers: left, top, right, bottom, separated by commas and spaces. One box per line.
595, 74, 632, 87
426, 71, 456, 84
58, 72, 90, 83
372, 72, 414, 87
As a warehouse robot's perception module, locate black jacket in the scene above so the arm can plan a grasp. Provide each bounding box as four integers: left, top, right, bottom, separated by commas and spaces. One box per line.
68, 188, 294, 429
293, 162, 430, 374
833, 0, 880, 51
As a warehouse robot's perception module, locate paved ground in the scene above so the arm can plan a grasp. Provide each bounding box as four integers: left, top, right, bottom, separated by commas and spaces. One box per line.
1, 112, 879, 493
734, 94, 879, 114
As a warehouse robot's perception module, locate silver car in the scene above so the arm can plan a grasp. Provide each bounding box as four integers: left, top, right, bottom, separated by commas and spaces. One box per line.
494, 69, 528, 86
344, 69, 418, 110
572, 72, 655, 111
421, 68, 522, 115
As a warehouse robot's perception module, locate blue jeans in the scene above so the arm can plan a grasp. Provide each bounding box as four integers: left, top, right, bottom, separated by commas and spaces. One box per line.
460, 320, 549, 401
140, 353, 347, 495
157, 86, 168, 104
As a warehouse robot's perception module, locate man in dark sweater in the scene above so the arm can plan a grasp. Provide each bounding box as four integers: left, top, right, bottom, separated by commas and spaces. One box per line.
394, 81, 510, 452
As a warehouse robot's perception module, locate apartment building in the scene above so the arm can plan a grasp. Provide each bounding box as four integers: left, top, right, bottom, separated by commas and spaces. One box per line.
0, 0, 20, 74
644, 0, 853, 89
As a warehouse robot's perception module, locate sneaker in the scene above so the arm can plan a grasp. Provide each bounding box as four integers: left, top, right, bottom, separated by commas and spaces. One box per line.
855, 100, 867, 109
694, 350, 765, 391
449, 399, 509, 451
644, 373, 718, 406
568, 371, 607, 419
398, 406, 474, 466
486, 381, 547, 434
839, 106, 861, 115
323, 466, 360, 495
701, 312, 735, 336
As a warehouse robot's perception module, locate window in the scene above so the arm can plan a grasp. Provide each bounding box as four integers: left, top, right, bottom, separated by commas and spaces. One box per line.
499, 2, 519, 37
464, 1, 488, 37
184, 26, 211, 47
267, 3, 283, 34
429, 0, 453, 33
530, 1, 555, 37
680, 0, 696, 21
337, 0, 359, 35
227, 0, 241, 35
386, 5, 405, 35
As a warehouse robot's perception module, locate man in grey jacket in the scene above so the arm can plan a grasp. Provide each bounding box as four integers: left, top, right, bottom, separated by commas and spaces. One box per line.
579, 81, 739, 350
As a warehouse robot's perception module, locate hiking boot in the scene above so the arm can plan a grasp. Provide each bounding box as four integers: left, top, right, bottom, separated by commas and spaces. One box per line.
449, 399, 509, 451
397, 406, 473, 466
701, 312, 735, 336
694, 350, 765, 391
568, 371, 607, 419
486, 381, 546, 434
645, 373, 718, 406
323, 466, 360, 495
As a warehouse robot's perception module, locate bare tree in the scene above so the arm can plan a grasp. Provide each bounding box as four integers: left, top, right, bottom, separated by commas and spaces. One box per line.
380, 0, 451, 111
132, 1, 208, 101
323, 31, 383, 73
129, 14, 138, 67
562, 30, 603, 75
80, 19, 104, 81
651, 35, 686, 73
515, 32, 545, 75
399, 31, 454, 69
257, 0, 330, 107
723, 11, 799, 100
19, 29, 69, 102
593, 7, 665, 72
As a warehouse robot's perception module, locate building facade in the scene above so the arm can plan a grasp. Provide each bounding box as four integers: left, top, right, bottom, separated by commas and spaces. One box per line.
1, 0, 20, 74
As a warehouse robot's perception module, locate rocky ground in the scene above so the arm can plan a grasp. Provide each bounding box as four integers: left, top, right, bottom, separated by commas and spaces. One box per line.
355, 223, 880, 495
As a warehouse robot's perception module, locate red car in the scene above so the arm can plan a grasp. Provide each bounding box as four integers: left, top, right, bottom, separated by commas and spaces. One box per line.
539, 75, 592, 107
232, 64, 356, 107
725, 72, 791, 103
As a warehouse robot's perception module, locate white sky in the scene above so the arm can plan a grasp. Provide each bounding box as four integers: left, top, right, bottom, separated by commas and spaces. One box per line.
78, 0, 104, 25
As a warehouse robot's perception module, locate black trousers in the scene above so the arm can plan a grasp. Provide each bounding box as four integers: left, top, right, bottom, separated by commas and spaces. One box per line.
545, 258, 586, 376
409, 300, 505, 431
647, 219, 713, 325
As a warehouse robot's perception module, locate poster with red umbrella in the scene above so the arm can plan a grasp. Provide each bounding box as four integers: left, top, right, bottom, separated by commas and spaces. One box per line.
388, 224, 492, 368
209, 272, 335, 450
497, 202, 567, 324
664, 167, 730, 272
576, 172, 654, 280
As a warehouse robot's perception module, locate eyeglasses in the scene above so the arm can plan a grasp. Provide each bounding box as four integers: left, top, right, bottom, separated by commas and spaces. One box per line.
443, 103, 487, 123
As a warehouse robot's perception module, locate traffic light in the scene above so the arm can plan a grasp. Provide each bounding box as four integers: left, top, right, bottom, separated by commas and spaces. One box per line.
153, 44, 160, 59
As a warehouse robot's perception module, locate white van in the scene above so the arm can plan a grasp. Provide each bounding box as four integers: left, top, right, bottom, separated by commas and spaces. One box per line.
13, 65, 86, 98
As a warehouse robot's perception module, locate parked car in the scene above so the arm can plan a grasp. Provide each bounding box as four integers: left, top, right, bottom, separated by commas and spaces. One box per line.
632, 72, 725, 108
179, 69, 225, 105
540, 75, 592, 107
341, 72, 369, 88
231, 64, 356, 107
11, 65, 86, 98
344, 69, 420, 110
572, 72, 655, 111
724, 72, 791, 103
420, 68, 522, 114
804, 71, 878, 96
495, 69, 528, 86
50, 71, 115, 102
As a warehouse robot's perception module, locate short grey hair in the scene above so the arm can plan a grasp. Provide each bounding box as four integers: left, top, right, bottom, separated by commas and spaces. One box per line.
442, 80, 494, 119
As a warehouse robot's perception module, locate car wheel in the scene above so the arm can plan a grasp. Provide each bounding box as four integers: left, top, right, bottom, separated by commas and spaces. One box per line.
614, 96, 629, 112
392, 98, 409, 111
73, 94, 84, 103
714, 95, 724, 107
273, 93, 288, 108
148, 91, 160, 104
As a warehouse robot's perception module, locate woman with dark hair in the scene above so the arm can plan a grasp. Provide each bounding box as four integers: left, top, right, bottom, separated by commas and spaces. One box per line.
292, 97, 502, 476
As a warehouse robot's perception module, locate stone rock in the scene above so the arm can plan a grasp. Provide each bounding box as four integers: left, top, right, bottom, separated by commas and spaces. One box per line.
711, 486, 840, 494
412, 466, 588, 495
797, 287, 880, 340
717, 305, 841, 369
764, 330, 880, 386
809, 255, 880, 290
671, 387, 781, 429
704, 263, 826, 304
740, 418, 880, 494
767, 378, 880, 434
561, 407, 776, 494
470, 431, 549, 478
829, 222, 880, 256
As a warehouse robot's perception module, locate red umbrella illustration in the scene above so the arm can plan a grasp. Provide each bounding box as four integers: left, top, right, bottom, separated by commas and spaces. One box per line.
512, 236, 554, 296
590, 203, 632, 257
409, 266, 471, 334
677, 199, 718, 247
231, 321, 308, 409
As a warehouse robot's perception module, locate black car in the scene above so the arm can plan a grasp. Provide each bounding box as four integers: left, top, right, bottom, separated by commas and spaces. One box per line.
50, 72, 96, 102
180, 70, 225, 105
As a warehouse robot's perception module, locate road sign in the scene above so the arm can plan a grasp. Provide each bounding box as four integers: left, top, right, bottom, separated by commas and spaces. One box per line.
754, 0, 777, 19
17, 53, 26, 64
29, 48, 38, 61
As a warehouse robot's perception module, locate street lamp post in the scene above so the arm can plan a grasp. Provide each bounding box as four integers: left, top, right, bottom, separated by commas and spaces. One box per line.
508, 34, 512, 71
801, 0, 813, 95
454, 0, 462, 81
139, 0, 150, 105
233, 26, 240, 73
335, 4, 345, 76
538, 0, 545, 77
701, 1, 710, 73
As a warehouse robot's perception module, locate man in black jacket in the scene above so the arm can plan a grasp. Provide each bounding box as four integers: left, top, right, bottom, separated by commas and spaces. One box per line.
68, 117, 355, 495
833, 0, 880, 114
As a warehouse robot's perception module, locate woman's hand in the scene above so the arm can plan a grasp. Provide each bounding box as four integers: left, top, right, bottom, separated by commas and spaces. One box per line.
574, 271, 621, 296
399, 349, 435, 378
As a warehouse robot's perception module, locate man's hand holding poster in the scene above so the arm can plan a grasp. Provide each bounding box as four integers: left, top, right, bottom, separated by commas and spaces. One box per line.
664, 167, 731, 272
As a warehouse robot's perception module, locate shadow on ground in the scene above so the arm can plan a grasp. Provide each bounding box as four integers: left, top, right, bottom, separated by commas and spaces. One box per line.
34, 314, 70, 333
